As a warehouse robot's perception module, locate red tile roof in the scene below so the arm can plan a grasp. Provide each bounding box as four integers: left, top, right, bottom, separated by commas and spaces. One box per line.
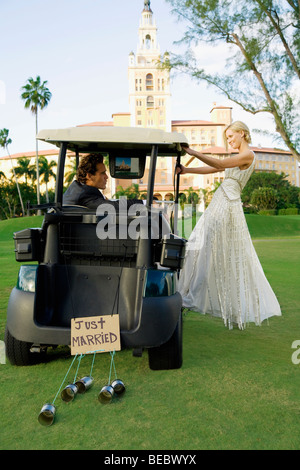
202, 145, 292, 155
172, 120, 223, 126
77, 121, 113, 127
0, 148, 73, 161
251, 146, 291, 155
202, 146, 237, 154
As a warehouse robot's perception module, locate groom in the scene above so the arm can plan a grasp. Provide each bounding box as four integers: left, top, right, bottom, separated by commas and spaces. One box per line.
63, 153, 143, 211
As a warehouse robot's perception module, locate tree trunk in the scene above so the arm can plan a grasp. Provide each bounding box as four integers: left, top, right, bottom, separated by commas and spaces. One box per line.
35, 110, 42, 215
7, 148, 25, 216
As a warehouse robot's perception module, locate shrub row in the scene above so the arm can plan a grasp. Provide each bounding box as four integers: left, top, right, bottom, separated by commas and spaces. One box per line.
257, 208, 299, 216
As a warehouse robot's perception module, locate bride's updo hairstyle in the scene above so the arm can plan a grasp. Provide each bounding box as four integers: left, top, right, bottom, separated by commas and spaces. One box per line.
223, 121, 252, 149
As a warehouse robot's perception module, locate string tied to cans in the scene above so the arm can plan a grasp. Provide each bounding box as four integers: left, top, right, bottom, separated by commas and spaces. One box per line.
98, 350, 125, 404
38, 349, 125, 426
38, 353, 80, 427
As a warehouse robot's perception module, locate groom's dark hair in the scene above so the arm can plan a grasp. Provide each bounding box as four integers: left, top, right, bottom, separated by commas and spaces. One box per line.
77, 154, 104, 184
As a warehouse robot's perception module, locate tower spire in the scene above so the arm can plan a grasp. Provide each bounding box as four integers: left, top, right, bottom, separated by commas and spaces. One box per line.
143, 0, 152, 12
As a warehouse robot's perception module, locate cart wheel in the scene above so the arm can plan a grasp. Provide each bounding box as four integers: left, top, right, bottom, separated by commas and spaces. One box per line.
148, 312, 183, 370
4, 326, 43, 366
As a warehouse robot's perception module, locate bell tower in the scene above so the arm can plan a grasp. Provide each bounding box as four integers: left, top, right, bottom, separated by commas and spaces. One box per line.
128, 0, 171, 131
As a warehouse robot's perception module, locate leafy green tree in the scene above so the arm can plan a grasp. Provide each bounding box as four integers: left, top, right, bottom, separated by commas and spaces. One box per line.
0, 181, 36, 219
20, 76, 52, 206
250, 186, 278, 210
0, 128, 25, 216
166, 0, 300, 160
114, 183, 140, 199
242, 171, 300, 209
0, 181, 15, 219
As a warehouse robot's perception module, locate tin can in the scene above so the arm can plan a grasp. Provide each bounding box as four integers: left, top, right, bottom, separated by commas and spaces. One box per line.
75, 376, 94, 394
98, 384, 114, 404
111, 379, 125, 395
61, 383, 78, 402
38, 403, 56, 426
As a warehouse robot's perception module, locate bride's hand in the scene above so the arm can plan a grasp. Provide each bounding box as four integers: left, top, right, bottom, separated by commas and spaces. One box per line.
176, 164, 187, 175
181, 145, 193, 156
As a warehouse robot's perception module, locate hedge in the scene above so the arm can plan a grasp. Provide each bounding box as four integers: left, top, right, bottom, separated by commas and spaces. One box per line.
278, 208, 299, 215
257, 209, 277, 216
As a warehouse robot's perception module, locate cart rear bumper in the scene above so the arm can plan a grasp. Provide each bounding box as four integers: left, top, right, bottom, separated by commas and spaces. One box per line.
6, 287, 182, 349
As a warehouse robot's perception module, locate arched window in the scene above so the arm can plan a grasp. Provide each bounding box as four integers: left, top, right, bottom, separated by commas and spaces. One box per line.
146, 73, 153, 90
145, 34, 151, 49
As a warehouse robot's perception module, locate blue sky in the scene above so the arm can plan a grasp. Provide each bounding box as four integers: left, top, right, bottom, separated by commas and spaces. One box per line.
0, 0, 278, 157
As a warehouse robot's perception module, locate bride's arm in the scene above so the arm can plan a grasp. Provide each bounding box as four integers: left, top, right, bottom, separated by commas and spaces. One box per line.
176, 164, 223, 175
182, 146, 253, 170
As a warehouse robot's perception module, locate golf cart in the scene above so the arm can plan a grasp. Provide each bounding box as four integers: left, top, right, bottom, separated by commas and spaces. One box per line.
5, 126, 187, 370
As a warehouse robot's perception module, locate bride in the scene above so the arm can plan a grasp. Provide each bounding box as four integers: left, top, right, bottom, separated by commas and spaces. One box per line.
176, 121, 281, 329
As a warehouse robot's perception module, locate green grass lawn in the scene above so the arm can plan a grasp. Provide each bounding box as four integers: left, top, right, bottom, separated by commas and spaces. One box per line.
0, 215, 299, 450
245, 214, 300, 239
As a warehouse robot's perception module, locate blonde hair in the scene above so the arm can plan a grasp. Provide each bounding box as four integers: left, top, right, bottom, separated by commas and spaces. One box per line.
223, 121, 252, 149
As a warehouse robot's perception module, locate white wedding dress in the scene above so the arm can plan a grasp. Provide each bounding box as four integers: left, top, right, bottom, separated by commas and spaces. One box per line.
178, 155, 282, 329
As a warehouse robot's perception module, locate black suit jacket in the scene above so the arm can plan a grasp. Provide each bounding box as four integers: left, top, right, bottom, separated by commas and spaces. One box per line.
63, 181, 143, 211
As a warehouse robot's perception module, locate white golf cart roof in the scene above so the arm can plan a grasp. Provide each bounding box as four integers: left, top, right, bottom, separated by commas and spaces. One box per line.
37, 126, 188, 156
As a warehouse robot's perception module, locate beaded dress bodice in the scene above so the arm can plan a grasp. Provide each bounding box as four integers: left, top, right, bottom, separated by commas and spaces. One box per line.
221, 155, 256, 200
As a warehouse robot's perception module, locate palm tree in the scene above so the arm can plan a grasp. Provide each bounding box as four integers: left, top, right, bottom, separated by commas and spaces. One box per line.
14, 157, 35, 185
0, 128, 25, 216
184, 186, 200, 229
184, 186, 200, 206
20, 76, 52, 207
200, 182, 221, 209
178, 192, 187, 238
64, 159, 77, 185
38, 156, 57, 203
199, 188, 209, 209
128, 183, 140, 199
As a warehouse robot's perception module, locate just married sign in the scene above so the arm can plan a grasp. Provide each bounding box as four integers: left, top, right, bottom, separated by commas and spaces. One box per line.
71, 315, 121, 355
